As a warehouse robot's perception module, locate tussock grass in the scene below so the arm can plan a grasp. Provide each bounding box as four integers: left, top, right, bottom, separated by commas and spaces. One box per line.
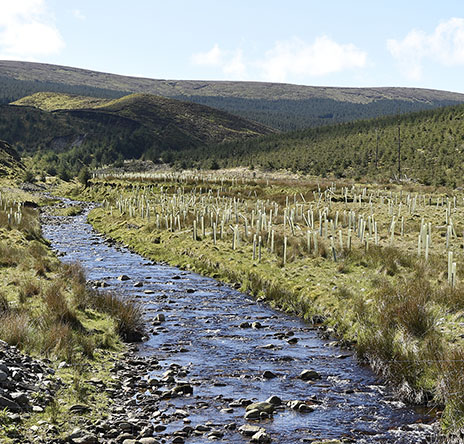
89, 291, 144, 342
42, 281, 82, 329
18, 277, 41, 303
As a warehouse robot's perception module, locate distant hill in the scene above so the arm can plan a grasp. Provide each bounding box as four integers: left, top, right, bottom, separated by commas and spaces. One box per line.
1, 92, 273, 175
2, 61, 464, 130
0, 140, 24, 177
181, 103, 464, 187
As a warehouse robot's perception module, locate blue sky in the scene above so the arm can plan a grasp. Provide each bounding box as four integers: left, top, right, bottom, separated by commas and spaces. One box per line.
1, 1, 464, 92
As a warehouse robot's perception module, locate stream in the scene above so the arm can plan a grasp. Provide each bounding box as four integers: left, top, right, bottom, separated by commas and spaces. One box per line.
42, 201, 437, 443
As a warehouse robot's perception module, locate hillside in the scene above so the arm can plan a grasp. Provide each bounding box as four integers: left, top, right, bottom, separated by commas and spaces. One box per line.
2, 61, 464, 130
1, 92, 273, 176
12, 92, 272, 140
179, 103, 464, 187
0, 140, 24, 177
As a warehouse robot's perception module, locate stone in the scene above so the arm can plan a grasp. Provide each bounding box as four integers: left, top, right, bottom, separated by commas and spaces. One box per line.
266, 395, 282, 406
299, 369, 321, 381
72, 434, 99, 444
173, 384, 193, 395
195, 424, 211, 432
246, 402, 274, 414
208, 430, 224, 439
139, 439, 160, 444
288, 400, 314, 413
134, 281, 144, 287
69, 404, 91, 413
251, 430, 272, 443
239, 322, 251, 328
117, 433, 136, 441
171, 437, 185, 444
139, 424, 154, 438
244, 409, 260, 420
155, 314, 165, 322
153, 425, 166, 432
118, 275, 130, 281
0, 370, 8, 382
238, 424, 263, 436
263, 370, 276, 379
10, 392, 29, 406
0, 395, 21, 412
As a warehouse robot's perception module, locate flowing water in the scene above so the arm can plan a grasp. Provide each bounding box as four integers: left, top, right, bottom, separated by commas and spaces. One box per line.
42, 201, 437, 443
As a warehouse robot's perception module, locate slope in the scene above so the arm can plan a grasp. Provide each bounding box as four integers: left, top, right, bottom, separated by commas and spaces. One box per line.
0, 140, 24, 177
2, 92, 273, 175
181, 103, 464, 187
2, 61, 464, 130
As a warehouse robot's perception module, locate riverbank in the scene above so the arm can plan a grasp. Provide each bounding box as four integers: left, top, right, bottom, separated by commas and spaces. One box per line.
0, 184, 147, 443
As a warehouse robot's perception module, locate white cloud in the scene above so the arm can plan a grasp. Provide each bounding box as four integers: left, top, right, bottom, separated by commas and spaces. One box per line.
191, 44, 247, 79
191, 44, 223, 66
223, 50, 246, 79
72, 9, 86, 21
259, 36, 367, 82
192, 37, 366, 82
387, 18, 464, 80
0, 0, 64, 60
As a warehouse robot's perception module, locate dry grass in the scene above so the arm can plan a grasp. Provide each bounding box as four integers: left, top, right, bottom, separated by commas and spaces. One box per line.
0, 312, 33, 348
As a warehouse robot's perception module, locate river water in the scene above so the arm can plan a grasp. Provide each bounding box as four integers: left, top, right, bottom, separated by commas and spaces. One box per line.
42, 202, 437, 443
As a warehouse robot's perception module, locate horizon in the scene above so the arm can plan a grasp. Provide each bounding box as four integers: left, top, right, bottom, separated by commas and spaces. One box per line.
1, 1, 464, 93
2, 59, 463, 95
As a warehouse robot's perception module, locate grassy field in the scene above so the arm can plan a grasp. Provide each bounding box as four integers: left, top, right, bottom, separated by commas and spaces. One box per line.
0, 180, 143, 443
69, 169, 464, 435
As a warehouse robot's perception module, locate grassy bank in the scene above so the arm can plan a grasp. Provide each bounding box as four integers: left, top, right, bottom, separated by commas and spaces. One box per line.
69, 172, 464, 436
0, 183, 143, 443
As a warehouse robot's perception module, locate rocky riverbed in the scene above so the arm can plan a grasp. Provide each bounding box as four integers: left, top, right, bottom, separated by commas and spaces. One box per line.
17, 199, 438, 444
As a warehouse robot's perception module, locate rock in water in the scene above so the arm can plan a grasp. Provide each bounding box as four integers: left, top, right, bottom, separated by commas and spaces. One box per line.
246, 401, 274, 414
251, 430, 272, 443
299, 369, 321, 381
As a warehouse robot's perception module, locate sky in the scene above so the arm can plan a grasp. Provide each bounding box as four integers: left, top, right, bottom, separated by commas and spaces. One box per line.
1, 0, 464, 92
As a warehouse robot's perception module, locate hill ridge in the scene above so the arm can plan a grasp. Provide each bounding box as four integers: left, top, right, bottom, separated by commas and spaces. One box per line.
2, 60, 464, 102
